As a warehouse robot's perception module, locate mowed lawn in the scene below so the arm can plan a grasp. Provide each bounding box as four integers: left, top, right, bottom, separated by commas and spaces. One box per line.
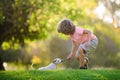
0, 69, 120, 80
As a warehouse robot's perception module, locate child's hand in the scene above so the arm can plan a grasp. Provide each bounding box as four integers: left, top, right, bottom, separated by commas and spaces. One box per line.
66, 53, 73, 60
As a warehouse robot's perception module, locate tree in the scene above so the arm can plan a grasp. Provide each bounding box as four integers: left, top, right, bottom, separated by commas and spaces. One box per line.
0, 0, 61, 70
0, 0, 61, 47
97, 0, 120, 28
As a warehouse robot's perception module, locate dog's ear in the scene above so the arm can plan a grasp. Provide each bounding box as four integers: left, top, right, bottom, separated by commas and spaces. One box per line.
52, 59, 57, 63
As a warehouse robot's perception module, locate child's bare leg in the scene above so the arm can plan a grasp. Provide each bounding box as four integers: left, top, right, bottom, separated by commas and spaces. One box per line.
78, 47, 85, 67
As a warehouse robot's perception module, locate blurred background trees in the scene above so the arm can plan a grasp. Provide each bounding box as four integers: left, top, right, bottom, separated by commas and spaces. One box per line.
0, 0, 120, 70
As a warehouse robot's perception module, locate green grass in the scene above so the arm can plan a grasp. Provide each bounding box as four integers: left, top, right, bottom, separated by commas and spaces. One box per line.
0, 69, 120, 80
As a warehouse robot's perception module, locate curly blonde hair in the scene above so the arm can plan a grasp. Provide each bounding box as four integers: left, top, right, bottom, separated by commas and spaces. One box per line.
57, 19, 75, 35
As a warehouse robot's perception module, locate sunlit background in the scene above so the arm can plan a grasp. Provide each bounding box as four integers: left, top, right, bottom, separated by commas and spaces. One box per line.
0, 0, 120, 70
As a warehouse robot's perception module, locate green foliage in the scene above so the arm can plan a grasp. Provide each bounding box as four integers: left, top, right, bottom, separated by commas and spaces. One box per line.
0, 0, 61, 48
0, 48, 20, 62
0, 11, 4, 24
0, 69, 120, 80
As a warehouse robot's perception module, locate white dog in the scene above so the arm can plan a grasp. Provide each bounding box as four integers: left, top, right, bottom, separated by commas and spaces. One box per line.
31, 58, 63, 70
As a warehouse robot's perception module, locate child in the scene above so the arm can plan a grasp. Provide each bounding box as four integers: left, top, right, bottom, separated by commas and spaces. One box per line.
57, 19, 98, 69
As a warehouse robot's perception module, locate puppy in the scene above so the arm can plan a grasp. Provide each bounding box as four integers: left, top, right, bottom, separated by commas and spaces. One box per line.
31, 58, 63, 70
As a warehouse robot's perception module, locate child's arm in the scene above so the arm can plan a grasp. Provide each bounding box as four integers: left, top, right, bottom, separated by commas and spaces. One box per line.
66, 40, 78, 60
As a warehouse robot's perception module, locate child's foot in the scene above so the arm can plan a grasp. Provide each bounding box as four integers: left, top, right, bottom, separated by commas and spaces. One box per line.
80, 66, 86, 69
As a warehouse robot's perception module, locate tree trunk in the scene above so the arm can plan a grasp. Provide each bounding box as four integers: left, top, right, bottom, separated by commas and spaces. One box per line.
0, 47, 5, 71
0, 56, 5, 71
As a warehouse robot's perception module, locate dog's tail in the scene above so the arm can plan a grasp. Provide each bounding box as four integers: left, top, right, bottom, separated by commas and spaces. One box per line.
31, 63, 35, 70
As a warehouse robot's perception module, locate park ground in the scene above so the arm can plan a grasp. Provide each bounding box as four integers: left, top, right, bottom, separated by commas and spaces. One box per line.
0, 69, 120, 80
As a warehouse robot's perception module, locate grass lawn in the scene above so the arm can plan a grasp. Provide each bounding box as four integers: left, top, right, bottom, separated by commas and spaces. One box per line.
0, 69, 120, 80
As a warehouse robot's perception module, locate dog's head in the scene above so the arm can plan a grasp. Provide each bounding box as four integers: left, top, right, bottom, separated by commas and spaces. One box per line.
52, 58, 63, 64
